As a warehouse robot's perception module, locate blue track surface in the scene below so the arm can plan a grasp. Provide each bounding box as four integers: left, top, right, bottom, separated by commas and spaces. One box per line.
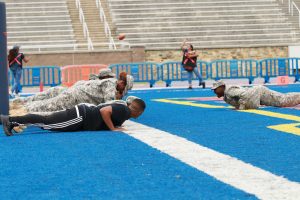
1, 84, 300, 199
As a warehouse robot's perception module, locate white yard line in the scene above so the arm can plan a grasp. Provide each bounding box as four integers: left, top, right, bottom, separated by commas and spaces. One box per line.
124, 120, 300, 200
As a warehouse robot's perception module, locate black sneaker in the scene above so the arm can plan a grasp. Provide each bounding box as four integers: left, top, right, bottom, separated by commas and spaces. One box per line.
0, 115, 14, 136
188, 86, 193, 89
202, 82, 206, 89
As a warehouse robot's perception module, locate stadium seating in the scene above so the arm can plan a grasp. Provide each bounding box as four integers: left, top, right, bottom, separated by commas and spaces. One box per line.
107, 0, 300, 49
5, 0, 76, 52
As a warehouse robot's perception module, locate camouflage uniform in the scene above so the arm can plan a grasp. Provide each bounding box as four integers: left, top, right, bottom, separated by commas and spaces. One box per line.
12, 69, 115, 104
224, 85, 300, 109
26, 78, 118, 112
11, 86, 67, 105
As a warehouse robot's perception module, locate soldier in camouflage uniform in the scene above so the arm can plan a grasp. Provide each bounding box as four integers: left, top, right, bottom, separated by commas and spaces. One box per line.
11, 68, 116, 106
11, 75, 133, 114
212, 80, 300, 110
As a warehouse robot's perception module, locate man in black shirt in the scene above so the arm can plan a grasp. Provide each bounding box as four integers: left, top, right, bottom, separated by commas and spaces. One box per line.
0, 98, 146, 136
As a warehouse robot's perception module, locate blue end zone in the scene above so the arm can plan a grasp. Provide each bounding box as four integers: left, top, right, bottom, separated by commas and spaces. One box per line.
131, 85, 300, 183
0, 128, 256, 199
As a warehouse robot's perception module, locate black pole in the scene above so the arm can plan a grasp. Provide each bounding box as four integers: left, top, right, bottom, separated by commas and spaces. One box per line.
0, 2, 8, 116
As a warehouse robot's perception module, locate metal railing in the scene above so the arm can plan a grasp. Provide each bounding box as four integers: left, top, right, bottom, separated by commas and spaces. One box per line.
10, 58, 300, 89
291, 1, 300, 27
283, 0, 300, 27
76, 0, 94, 50
96, 0, 116, 49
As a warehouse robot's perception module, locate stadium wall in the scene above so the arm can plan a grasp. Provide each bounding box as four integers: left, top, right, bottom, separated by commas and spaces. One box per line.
146, 47, 288, 63
22, 46, 146, 67
21, 46, 288, 67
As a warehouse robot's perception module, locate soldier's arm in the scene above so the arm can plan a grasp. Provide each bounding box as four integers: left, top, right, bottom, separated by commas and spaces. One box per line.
100, 106, 124, 131
227, 86, 248, 110
102, 80, 118, 102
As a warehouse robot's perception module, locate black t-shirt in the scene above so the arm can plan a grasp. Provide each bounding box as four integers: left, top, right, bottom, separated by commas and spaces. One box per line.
9, 53, 24, 69
78, 103, 131, 131
182, 52, 197, 68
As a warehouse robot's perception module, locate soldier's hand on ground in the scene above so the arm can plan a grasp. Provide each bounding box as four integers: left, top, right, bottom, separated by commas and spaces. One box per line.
113, 127, 127, 132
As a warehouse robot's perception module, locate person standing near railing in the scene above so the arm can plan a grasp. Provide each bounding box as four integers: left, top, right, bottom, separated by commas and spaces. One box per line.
7, 45, 29, 97
181, 40, 205, 89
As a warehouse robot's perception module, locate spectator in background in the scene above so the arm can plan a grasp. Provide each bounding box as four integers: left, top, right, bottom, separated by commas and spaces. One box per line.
181, 40, 205, 89
7, 45, 29, 97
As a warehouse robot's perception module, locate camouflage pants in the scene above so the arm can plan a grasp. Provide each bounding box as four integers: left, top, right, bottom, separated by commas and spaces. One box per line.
11, 86, 66, 104
259, 86, 300, 107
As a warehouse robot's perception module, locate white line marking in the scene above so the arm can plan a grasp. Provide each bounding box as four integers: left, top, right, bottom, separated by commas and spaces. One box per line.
124, 120, 300, 200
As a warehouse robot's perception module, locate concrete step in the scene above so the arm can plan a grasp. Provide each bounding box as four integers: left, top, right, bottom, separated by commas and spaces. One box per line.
6, 5, 68, 12
124, 28, 299, 38
113, 13, 287, 22
109, 1, 279, 8
8, 30, 74, 37
110, 4, 280, 12
7, 40, 77, 45
6, 11, 70, 17
7, 35, 75, 41
116, 20, 292, 28
7, 25, 73, 31
125, 33, 298, 43
108, 0, 276, 3
7, 15, 71, 22
7, 20, 72, 26
111, 9, 282, 18
5, 1, 67, 6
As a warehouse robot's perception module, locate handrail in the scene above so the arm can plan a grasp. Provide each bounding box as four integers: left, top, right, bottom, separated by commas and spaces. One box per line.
75, 0, 94, 50
95, 0, 116, 49
291, 1, 300, 27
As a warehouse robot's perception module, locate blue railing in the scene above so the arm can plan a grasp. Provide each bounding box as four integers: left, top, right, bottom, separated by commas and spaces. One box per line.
8, 58, 300, 89
9, 66, 61, 91
109, 62, 160, 87
210, 59, 259, 84
160, 61, 210, 86
260, 58, 300, 83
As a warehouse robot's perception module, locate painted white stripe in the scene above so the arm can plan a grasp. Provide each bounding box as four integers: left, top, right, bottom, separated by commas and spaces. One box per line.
123, 120, 300, 200
75, 106, 80, 118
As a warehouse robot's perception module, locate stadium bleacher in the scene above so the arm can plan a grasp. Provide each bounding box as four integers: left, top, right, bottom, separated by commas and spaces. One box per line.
107, 0, 300, 49
5, 0, 76, 52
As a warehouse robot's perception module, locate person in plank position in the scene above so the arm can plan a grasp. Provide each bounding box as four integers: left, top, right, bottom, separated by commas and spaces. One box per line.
212, 80, 300, 110
1, 98, 146, 136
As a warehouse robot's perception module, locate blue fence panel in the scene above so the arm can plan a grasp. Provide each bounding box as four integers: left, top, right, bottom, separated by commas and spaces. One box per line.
259, 58, 300, 83
210, 59, 259, 84
109, 62, 160, 87
161, 61, 210, 86
9, 66, 61, 91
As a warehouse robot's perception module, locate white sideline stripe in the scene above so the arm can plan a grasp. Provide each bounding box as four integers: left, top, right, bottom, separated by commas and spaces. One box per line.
123, 121, 300, 200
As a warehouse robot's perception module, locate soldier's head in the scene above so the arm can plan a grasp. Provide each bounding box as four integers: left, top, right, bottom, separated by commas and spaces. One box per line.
99, 68, 115, 80
128, 98, 146, 119
212, 80, 226, 98
117, 72, 127, 92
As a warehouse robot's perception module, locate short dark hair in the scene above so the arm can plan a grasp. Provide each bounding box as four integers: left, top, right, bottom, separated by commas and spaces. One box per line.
190, 44, 194, 51
133, 99, 146, 110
